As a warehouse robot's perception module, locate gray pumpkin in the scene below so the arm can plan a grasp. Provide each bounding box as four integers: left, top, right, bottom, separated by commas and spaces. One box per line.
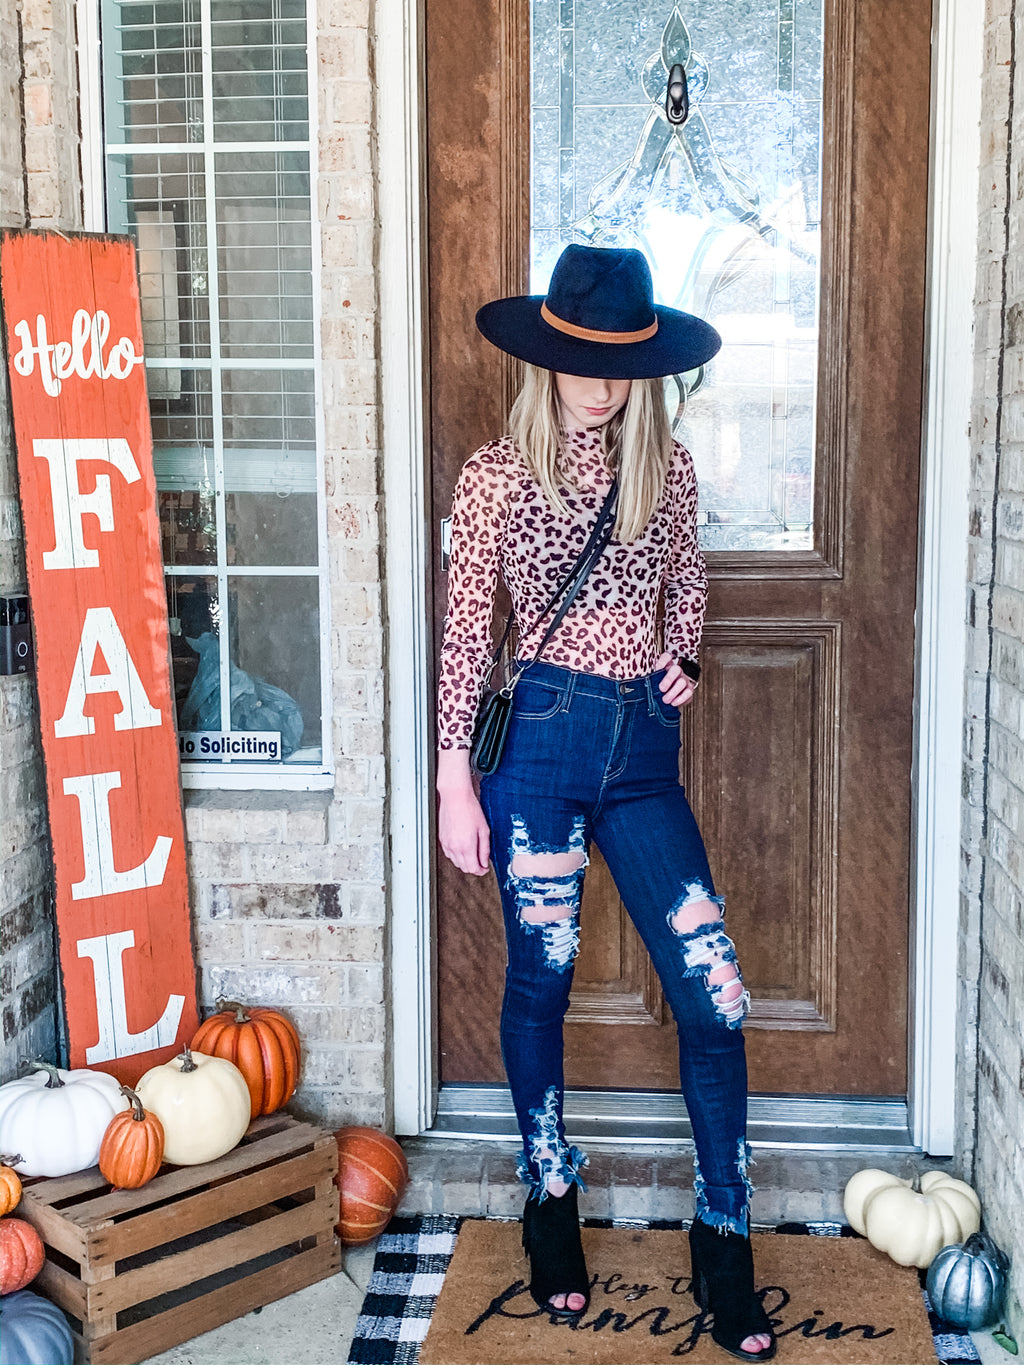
926, 1232, 1008, 1330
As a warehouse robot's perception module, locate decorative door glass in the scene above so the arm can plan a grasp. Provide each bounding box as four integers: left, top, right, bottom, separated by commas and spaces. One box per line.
531, 0, 823, 551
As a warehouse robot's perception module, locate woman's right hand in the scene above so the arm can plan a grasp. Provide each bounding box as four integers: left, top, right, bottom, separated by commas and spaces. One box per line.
437, 748, 491, 876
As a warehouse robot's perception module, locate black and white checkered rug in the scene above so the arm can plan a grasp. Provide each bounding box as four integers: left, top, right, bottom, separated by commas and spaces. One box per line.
346, 1215, 981, 1365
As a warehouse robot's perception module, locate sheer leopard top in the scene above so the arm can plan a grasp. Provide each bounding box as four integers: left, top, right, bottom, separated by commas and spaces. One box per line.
437, 427, 707, 749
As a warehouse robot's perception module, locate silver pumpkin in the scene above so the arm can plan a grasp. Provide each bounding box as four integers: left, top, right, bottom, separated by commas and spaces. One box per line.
926, 1232, 1009, 1330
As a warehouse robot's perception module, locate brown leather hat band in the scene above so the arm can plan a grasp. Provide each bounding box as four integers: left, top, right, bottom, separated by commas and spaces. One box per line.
540, 301, 659, 344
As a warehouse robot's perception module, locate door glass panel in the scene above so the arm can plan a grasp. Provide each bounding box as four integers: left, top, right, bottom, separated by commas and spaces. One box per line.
531, 0, 823, 551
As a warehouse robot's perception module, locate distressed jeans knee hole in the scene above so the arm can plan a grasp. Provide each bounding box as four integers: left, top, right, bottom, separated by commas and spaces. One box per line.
667, 883, 750, 1028
508, 815, 588, 971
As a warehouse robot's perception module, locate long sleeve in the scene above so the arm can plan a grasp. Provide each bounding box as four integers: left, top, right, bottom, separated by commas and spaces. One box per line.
662, 442, 708, 666
437, 442, 517, 749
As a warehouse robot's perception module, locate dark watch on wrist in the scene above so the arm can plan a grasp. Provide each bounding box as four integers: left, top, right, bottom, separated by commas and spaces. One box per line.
679, 657, 701, 682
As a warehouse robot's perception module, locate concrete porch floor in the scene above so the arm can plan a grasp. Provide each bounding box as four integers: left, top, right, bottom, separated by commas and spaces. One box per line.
138, 1138, 1009, 1365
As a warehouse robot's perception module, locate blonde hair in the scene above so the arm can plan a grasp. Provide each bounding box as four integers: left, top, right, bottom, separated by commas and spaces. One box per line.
508, 365, 672, 543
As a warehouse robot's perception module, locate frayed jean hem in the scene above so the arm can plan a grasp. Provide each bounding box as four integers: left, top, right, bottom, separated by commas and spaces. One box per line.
692, 1138, 753, 1236
516, 1145, 589, 1202
693, 1206, 750, 1237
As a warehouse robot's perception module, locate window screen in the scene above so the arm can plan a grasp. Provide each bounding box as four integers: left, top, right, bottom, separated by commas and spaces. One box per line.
101, 0, 327, 779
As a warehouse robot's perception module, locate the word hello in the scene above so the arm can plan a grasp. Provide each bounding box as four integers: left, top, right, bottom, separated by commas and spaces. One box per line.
13, 309, 143, 397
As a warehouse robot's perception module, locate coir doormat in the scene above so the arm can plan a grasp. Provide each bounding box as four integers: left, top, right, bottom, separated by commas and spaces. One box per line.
347, 1216, 981, 1365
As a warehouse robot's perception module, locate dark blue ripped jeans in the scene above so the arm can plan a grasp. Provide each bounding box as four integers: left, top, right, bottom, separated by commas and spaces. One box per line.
479, 659, 753, 1236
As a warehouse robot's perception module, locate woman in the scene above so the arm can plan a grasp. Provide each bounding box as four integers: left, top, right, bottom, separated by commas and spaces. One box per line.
436, 244, 775, 1362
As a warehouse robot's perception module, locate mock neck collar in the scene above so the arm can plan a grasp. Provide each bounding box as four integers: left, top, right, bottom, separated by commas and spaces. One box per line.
560, 425, 604, 445
558, 426, 613, 492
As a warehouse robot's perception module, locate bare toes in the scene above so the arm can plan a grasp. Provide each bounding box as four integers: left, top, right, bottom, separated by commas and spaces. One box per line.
740, 1334, 772, 1355
546, 1291, 586, 1314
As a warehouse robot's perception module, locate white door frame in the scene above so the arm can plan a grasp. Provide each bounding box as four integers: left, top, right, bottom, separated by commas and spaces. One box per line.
381, 0, 984, 1152
377, 0, 436, 1134
908, 0, 983, 1156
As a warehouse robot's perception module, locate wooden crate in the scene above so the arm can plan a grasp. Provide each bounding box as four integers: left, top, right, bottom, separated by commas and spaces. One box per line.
18, 1113, 340, 1365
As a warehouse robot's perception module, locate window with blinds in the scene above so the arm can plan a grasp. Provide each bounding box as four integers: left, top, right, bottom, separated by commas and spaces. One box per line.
100, 0, 328, 783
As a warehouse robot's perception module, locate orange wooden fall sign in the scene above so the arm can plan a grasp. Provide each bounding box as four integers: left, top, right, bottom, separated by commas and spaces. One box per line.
0, 230, 199, 1081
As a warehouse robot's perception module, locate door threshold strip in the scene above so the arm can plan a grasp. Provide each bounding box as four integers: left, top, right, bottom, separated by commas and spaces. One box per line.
427, 1086, 917, 1151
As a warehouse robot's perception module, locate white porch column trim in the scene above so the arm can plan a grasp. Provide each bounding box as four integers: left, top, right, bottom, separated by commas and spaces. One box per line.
909, 0, 984, 1156
377, 0, 436, 1134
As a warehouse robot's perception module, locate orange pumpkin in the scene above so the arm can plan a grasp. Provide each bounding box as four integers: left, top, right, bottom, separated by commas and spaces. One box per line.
0, 1218, 45, 1293
99, 1087, 165, 1189
191, 1001, 301, 1117
334, 1127, 408, 1245
0, 1157, 23, 1216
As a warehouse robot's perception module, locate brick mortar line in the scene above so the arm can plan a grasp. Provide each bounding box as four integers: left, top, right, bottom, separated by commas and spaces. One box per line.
973, 0, 1018, 1182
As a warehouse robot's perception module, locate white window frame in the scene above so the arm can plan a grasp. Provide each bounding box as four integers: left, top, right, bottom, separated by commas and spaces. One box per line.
79, 0, 332, 792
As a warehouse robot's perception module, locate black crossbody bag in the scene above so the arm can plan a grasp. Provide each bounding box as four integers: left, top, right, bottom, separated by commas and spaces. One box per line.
470, 479, 619, 775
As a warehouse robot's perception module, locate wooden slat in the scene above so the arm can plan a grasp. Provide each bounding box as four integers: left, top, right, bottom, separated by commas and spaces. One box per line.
68, 1123, 330, 1225
241, 1114, 300, 1141
81, 1259, 116, 1344
17, 1196, 90, 1262
314, 1177, 336, 1248
35, 1256, 88, 1314
86, 1145, 334, 1264
23, 1167, 109, 1207
88, 1194, 335, 1314
85, 1241, 340, 1365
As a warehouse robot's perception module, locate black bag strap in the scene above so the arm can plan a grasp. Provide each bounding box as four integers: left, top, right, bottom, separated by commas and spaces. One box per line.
485, 478, 619, 692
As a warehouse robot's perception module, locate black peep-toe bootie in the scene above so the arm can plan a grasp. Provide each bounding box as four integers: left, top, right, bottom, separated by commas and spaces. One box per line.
521, 1183, 590, 1319
689, 1216, 777, 1362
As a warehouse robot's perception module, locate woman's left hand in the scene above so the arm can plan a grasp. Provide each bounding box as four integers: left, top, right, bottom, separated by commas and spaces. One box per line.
654, 651, 697, 708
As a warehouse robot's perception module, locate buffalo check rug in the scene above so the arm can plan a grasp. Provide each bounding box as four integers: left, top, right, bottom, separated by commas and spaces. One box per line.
346, 1215, 981, 1365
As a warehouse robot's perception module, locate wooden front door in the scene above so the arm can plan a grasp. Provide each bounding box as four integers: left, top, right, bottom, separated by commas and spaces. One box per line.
429, 0, 929, 1097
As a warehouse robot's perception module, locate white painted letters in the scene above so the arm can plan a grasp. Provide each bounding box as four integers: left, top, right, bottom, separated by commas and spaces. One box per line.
63, 770, 172, 900
55, 607, 161, 737
13, 310, 143, 398
77, 930, 185, 1063
33, 437, 142, 570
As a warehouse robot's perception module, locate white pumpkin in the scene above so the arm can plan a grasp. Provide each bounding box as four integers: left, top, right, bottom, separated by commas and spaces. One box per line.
135, 1047, 251, 1164
843, 1168, 913, 1235
0, 1063, 127, 1177
843, 1167, 981, 1269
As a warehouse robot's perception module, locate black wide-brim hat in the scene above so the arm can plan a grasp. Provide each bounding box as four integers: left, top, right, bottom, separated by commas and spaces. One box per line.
476, 244, 721, 380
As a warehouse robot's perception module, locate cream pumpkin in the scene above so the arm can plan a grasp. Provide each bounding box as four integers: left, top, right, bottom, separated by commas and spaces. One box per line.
843, 1168, 913, 1235
843, 1168, 981, 1269
135, 1047, 251, 1165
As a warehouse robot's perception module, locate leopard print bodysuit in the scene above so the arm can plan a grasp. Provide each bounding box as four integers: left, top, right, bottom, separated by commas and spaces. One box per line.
437, 426, 707, 749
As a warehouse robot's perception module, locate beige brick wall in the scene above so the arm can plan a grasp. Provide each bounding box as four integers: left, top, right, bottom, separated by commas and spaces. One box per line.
959, 0, 1024, 1341
19, 0, 81, 224
0, 0, 80, 1080
186, 790, 389, 1129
